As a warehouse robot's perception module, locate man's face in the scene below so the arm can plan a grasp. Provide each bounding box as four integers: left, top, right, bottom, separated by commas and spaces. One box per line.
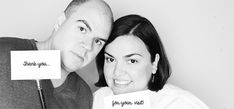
51, 1, 112, 72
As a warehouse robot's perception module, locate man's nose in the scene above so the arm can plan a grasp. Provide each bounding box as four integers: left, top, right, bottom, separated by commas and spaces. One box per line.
82, 37, 93, 51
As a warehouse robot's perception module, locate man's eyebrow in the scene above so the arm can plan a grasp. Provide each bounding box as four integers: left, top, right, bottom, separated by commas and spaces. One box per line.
125, 53, 142, 58
97, 38, 107, 43
104, 52, 113, 57
77, 20, 92, 31
77, 20, 107, 43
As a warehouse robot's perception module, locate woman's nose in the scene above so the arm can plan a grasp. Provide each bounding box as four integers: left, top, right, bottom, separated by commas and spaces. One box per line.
113, 62, 126, 77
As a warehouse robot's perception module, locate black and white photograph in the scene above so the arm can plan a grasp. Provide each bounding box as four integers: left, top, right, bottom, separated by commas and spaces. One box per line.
0, 0, 233, 109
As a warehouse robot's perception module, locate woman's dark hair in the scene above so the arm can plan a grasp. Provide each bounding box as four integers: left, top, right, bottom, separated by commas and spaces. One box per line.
95, 14, 171, 91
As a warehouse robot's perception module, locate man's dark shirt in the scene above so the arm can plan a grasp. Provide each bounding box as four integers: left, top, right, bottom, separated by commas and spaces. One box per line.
0, 37, 93, 109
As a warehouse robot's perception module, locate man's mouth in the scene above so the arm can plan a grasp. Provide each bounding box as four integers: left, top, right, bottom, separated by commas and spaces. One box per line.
71, 51, 85, 62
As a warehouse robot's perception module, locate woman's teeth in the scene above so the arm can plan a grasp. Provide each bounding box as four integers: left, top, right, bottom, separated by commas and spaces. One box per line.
114, 80, 131, 85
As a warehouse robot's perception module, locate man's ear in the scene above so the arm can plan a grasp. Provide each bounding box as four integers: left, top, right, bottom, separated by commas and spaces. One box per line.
152, 53, 160, 74
54, 13, 66, 31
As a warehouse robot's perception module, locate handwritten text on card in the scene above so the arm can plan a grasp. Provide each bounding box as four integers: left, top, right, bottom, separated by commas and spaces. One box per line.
104, 90, 151, 109
11, 50, 61, 80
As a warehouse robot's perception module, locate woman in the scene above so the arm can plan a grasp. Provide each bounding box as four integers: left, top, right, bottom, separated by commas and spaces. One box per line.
93, 14, 209, 109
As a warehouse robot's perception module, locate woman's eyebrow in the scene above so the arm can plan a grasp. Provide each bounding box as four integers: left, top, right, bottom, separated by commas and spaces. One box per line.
104, 52, 114, 57
77, 20, 92, 31
125, 53, 142, 58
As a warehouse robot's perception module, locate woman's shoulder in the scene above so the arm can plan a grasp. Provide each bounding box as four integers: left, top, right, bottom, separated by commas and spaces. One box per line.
149, 83, 209, 109
159, 83, 189, 95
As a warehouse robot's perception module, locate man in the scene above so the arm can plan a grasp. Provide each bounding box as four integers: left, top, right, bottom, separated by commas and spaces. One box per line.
0, 0, 113, 108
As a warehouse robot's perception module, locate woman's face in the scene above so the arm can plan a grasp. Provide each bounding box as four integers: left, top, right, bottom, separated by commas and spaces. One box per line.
104, 35, 154, 95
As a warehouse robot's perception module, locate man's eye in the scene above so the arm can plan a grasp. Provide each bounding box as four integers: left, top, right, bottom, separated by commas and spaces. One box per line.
94, 39, 103, 46
128, 59, 138, 64
78, 27, 87, 33
105, 57, 115, 63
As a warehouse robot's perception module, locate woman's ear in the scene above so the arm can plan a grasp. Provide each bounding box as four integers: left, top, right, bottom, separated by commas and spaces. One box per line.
152, 53, 160, 74
54, 12, 66, 31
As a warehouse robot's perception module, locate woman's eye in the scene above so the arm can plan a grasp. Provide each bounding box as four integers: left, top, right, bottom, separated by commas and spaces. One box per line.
128, 59, 138, 64
94, 39, 103, 46
105, 57, 115, 63
78, 27, 87, 33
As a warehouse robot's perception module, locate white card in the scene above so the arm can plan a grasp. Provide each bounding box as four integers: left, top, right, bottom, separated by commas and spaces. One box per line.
104, 90, 151, 109
11, 50, 61, 80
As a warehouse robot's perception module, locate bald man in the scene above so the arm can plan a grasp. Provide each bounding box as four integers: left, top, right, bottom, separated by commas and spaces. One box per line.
0, 0, 113, 109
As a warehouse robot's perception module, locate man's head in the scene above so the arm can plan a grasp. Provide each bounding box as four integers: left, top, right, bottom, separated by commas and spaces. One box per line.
50, 0, 113, 72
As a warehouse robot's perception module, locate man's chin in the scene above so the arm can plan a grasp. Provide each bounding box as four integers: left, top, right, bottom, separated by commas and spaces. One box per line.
62, 58, 91, 72
63, 63, 82, 72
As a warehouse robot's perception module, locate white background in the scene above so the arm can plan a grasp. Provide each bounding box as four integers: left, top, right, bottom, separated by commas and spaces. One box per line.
0, 0, 233, 108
